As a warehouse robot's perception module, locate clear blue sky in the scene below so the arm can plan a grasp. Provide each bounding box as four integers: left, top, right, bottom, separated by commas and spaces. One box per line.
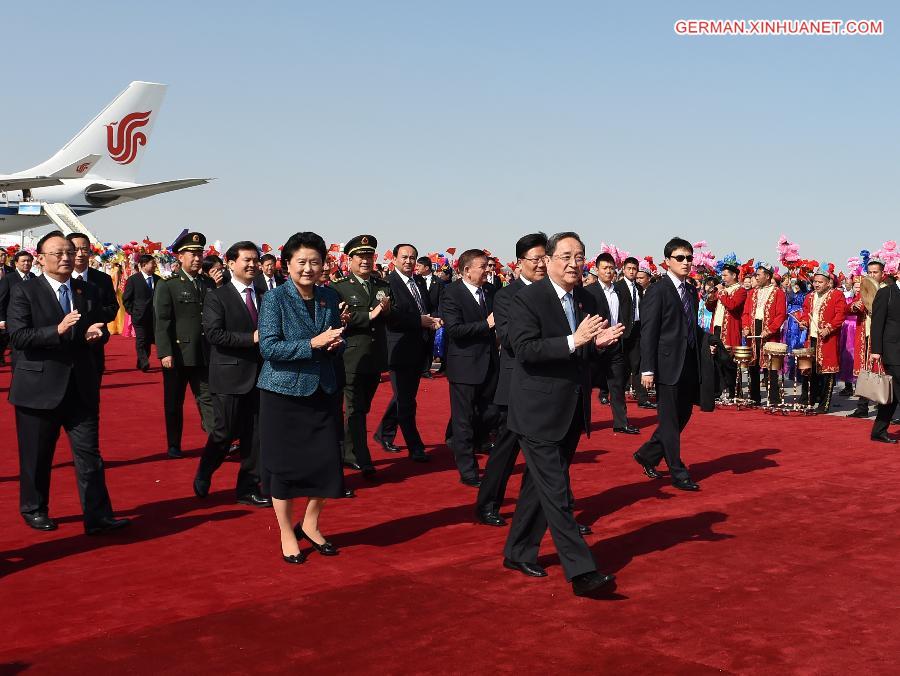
3, 1, 897, 267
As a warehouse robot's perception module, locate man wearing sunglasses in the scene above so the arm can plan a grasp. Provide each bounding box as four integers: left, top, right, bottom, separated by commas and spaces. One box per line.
633, 237, 703, 491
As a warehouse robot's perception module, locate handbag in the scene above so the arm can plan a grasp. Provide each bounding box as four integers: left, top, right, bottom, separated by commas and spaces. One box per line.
856, 361, 893, 405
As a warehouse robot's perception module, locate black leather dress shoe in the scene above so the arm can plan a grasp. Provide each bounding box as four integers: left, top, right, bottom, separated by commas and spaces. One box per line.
409, 451, 430, 463
477, 511, 507, 527
22, 513, 58, 531
847, 409, 870, 419
373, 434, 402, 453
460, 476, 482, 488
637, 401, 657, 410
672, 477, 700, 491
237, 493, 273, 507
283, 551, 306, 565
892, 418, 900, 425
295, 527, 339, 556
343, 488, 356, 498
633, 452, 661, 479
85, 517, 131, 535
871, 432, 898, 444
572, 571, 616, 597
422, 371, 434, 379
613, 426, 640, 435
193, 478, 210, 498
503, 558, 547, 577
167, 447, 183, 459
577, 523, 593, 536
343, 461, 362, 471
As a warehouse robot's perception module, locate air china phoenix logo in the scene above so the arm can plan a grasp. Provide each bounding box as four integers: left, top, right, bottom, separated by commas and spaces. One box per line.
76, 162, 90, 173
106, 110, 151, 164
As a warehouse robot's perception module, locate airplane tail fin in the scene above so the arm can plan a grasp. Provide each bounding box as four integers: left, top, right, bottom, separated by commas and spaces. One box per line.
24, 81, 167, 182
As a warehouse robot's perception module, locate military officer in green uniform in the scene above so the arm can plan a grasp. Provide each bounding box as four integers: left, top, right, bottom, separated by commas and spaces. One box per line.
155, 231, 216, 458
331, 234, 391, 477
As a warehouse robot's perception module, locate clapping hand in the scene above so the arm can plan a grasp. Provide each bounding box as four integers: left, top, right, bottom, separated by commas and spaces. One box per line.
84, 322, 105, 343
57, 310, 81, 335
572, 314, 605, 348
312, 326, 344, 351
594, 321, 625, 348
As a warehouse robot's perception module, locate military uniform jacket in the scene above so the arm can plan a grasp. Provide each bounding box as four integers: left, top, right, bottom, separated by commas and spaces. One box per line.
331, 274, 390, 374
154, 269, 215, 366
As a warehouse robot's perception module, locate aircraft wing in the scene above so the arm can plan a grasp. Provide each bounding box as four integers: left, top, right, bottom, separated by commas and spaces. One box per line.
85, 178, 212, 202
51, 154, 102, 178
0, 176, 63, 191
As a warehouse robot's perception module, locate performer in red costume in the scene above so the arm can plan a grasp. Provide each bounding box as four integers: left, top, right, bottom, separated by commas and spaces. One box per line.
742, 262, 787, 405
797, 266, 847, 413
707, 262, 746, 398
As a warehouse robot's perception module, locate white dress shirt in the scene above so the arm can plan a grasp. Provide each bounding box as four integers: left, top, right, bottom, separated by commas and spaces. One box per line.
462, 279, 485, 305
44, 275, 73, 312
231, 278, 258, 311
623, 278, 640, 321
71, 267, 89, 282
598, 281, 620, 325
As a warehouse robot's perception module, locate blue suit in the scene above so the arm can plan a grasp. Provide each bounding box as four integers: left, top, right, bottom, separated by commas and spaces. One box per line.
257, 282, 344, 397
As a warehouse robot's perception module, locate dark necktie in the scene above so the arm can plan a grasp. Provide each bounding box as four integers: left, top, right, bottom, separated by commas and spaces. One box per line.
244, 287, 258, 326
59, 284, 71, 314
679, 282, 696, 347
477, 287, 487, 318
409, 278, 425, 313
146, 276, 153, 292
268, 277, 275, 290
631, 282, 637, 322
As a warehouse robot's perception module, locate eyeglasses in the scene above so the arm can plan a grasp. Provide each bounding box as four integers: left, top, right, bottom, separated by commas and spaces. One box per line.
520, 256, 546, 265
551, 254, 586, 266
669, 254, 694, 263
41, 250, 76, 259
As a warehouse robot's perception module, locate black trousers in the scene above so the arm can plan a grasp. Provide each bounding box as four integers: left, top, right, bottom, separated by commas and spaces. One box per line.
622, 323, 650, 403
476, 406, 520, 514
162, 364, 215, 451
376, 366, 425, 454
597, 350, 629, 428
15, 378, 114, 527
748, 320, 780, 404
0, 329, 8, 363
133, 321, 155, 369
504, 401, 596, 581
343, 371, 380, 467
635, 353, 697, 481
449, 377, 498, 481
197, 390, 262, 497
712, 326, 738, 397
872, 363, 900, 436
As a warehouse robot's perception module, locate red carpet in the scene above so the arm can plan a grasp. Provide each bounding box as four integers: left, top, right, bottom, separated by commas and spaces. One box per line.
0, 336, 897, 674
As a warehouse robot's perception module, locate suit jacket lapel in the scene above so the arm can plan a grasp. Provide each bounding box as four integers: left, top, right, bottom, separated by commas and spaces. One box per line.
71, 278, 86, 316
39, 276, 65, 321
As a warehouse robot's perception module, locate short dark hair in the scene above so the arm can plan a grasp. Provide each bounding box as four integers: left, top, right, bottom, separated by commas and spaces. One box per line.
281, 231, 327, 269
36, 230, 67, 253
225, 240, 260, 262
595, 252, 616, 267
664, 237, 693, 259
458, 248, 488, 272
417, 256, 432, 268
546, 232, 585, 257
867, 260, 885, 271
137, 254, 154, 267
515, 232, 548, 259
201, 255, 223, 274
65, 232, 90, 246
12, 250, 34, 262
622, 256, 639, 268
259, 253, 277, 265
393, 243, 418, 258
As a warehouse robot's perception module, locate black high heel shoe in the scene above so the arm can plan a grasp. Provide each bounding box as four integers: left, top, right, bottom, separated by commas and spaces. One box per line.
282, 550, 306, 565
294, 526, 339, 556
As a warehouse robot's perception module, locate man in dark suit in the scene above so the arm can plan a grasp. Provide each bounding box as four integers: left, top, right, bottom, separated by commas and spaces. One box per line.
633, 237, 703, 491
416, 256, 443, 377
584, 252, 640, 435
123, 254, 161, 371
484, 257, 502, 293
0, 250, 35, 365
869, 276, 900, 443
155, 231, 216, 459
193, 241, 271, 505
254, 253, 285, 294
7, 230, 130, 534
332, 235, 392, 476
502, 231, 623, 596
441, 249, 500, 486
67, 233, 120, 381
617, 256, 655, 409
375, 243, 439, 462
476, 233, 547, 526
